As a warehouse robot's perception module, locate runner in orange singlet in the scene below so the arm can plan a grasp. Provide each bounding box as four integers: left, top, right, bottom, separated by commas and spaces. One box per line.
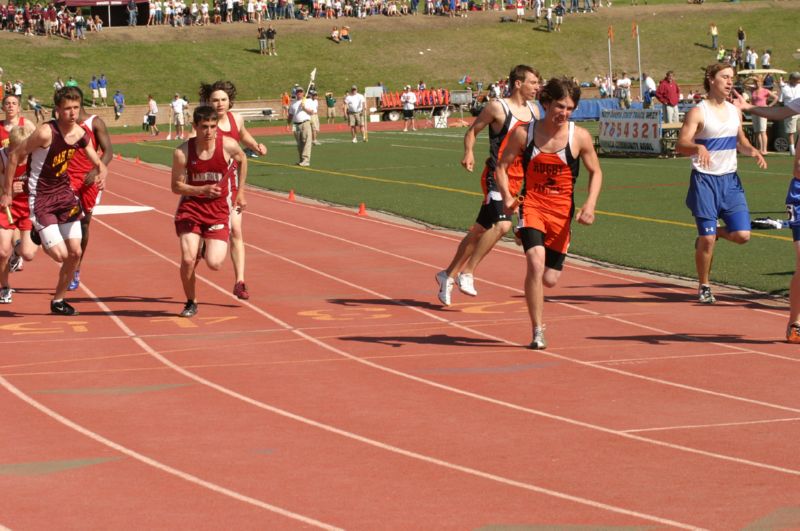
495, 77, 603, 349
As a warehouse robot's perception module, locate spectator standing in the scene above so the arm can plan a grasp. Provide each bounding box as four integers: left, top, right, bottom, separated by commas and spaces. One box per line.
655, 70, 681, 123
88, 76, 99, 107
127, 0, 138, 25
257, 24, 267, 55
737, 26, 745, 51
750, 77, 776, 155
641, 72, 656, 108
266, 23, 276, 55
746, 47, 757, 70
65, 77, 78, 88
97, 74, 108, 106
113, 90, 125, 120
170, 92, 189, 139
780, 72, 800, 156
708, 22, 718, 50
308, 90, 321, 145
344, 85, 366, 143
27, 95, 45, 123
615, 72, 632, 109
761, 49, 771, 69
287, 87, 314, 166
553, 2, 564, 32
147, 94, 159, 135
53, 77, 65, 93
400, 85, 417, 132
324, 92, 336, 123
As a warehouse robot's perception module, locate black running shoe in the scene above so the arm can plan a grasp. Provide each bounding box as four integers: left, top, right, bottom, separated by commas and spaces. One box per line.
51, 299, 78, 316
179, 300, 198, 318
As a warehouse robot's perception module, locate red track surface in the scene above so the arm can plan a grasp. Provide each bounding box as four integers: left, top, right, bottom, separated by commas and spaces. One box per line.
3, 158, 800, 529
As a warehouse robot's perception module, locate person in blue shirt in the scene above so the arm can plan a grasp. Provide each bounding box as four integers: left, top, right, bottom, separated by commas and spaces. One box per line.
88, 76, 99, 107
98, 74, 108, 106
113, 90, 125, 120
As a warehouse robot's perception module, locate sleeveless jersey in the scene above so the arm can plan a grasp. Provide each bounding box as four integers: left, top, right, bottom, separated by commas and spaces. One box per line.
175, 136, 234, 224
521, 120, 580, 214
217, 111, 241, 192
485, 99, 536, 171
0, 116, 26, 148
483, 99, 537, 195
0, 147, 31, 229
67, 115, 99, 185
691, 100, 739, 176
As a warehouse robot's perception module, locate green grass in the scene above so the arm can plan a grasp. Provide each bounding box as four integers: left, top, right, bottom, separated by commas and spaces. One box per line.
114, 127, 798, 296
4, 0, 799, 105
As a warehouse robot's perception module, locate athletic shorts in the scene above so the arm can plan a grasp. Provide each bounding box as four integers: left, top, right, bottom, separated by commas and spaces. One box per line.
686, 170, 750, 235
403, 109, 414, 120
174, 112, 185, 126
76, 181, 102, 214
175, 218, 230, 241
0, 194, 32, 231
348, 112, 363, 127
148, 115, 157, 126
517, 198, 572, 259
92, 89, 99, 99
785, 178, 800, 241
518, 227, 567, 270
30, 189, 82, 231
99, 87, 108, 98
39, 220, 82, 250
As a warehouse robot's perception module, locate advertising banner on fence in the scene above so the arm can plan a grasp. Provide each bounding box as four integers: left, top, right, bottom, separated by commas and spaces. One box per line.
598, 109, 662, 154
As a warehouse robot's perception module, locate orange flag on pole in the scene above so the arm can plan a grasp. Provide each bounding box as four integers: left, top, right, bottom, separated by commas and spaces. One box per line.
608, 25, 614, 43
632, 22, 638, 39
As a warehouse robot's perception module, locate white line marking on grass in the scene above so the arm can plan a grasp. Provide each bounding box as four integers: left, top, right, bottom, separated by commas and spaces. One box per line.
94, 194, 800, 480
623, 417, 800, 434
390, 144, 462, 152
84, 218, 704, 529
0, 368, 342, 530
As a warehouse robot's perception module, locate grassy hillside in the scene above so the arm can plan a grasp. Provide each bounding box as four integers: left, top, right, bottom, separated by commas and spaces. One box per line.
4, 0, 797, 105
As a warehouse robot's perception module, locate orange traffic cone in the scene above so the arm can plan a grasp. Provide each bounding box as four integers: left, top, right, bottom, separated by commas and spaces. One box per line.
135, 156, 141, 164
357, 203, 367, 216
115, 153, 122, 160
288, 189, 296, 202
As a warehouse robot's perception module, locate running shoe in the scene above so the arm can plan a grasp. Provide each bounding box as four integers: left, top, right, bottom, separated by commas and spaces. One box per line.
233, 281, 250, 300
51, 299, 78, 316
8, 250, 22, 273
787, 322, 800, 344
698, 285, 716, 304
0, 287, 13, 304
456, 272, 478, 296
435, 270, 454, 306
352, 137, 357, 143
529, 326, 547, 350
68, 270, 81, 291
180, 300, 198, 318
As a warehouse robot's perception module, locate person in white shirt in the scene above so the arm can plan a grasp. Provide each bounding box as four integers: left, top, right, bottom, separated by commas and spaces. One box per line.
761, 49, 771, 69
615, 72, 632, 109
147, 94, 160, 136
779, 72, 800, 155
170, 93, 189, 139
344, 85, 366, 142
287, 87, 314, 166
400, 85, 417, 132
308, 90, 321, 145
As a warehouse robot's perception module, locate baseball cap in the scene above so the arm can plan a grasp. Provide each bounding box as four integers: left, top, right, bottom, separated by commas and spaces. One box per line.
790, 72, 800, 82
308, 90, 317, 96
351, 85, 358, 90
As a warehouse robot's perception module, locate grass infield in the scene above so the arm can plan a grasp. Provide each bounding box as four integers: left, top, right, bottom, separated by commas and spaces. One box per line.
115, 126, 798, 296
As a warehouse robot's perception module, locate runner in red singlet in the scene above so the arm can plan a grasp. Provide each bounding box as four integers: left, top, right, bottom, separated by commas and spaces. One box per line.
1, 86, 107, 316
0, 127, 39, 303
435, 65, 541, 306
66, 92, 114, 291
495, 77, 603, 350
1, 94, 35, 149
172, 105, 248, 318
199, 80, 267, 301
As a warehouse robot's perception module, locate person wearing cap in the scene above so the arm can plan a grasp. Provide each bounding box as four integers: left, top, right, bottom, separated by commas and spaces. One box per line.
780, 72, 800, 157
170, 92, 190, 140
287, 87, 314, 166
400, 85, 417, 132
344, 85, 366, 143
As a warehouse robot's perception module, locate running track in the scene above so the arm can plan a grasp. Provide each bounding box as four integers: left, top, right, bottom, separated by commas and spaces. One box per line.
2, 157, 800, 529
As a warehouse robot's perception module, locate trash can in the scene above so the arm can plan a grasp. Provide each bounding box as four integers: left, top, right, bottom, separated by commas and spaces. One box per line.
769, 118, 790, 152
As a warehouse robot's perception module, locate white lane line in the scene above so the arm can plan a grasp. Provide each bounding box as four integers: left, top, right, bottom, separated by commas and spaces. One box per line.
623, 417, 800, 434
85, 217, 704, 530
0, 368, 341, 530
92, 201, 800, 480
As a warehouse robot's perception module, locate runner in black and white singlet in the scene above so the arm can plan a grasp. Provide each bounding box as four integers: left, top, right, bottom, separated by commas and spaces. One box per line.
0, 86, 107, 316
435, 65, 541, 306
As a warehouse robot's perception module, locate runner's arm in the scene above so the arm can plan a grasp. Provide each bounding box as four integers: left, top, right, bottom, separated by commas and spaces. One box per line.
462, 100, 502, 172
494, 125, 526, 215
233, 112, 267, 156
675, 107, 709, 167
82, 141, 108, 190
732, 90, 797, 121
735, 110, 767, 169
84, 117, 114, 185
224, 136, 248, 209
575, 127, 602, 226
2, 124, 50, 207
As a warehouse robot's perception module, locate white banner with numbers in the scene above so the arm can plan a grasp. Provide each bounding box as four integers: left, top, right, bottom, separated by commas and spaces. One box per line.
599, 109, 663, 154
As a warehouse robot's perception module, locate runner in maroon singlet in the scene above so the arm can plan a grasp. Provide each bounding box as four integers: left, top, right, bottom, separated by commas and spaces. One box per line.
66, 92, 115, 291
1, 86, 107, 316
199, 80, 267, 301
0, 127, 39, 304
172, 105, 248, 318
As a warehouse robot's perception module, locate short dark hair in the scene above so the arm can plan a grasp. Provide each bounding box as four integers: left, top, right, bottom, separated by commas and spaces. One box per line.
2, 94, 20, 106
539, 77, 581, 107
508, 64, 540, 90
54, 86, 83, 107
193, 105, 219, 125
703, 63, 735, 92
199, 80, 237, 107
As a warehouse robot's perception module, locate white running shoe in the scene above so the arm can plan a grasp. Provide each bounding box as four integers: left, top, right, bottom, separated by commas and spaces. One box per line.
435, 270, 454, 306
457, 273, 477, 296
352, 137, 358, 143
8, 251, 22, 273
529, 326, 547, 349
0, 286, 14, 304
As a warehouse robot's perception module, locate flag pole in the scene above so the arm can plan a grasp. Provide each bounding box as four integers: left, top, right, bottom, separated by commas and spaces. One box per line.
607, 26, 613, 90
634, 23, 643, 101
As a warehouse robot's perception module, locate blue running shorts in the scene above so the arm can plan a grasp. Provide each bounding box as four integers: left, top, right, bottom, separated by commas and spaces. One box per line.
686, 170, 750, 236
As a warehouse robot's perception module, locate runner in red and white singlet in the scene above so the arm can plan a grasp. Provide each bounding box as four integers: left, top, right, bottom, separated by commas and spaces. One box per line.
172, 105, 248, 318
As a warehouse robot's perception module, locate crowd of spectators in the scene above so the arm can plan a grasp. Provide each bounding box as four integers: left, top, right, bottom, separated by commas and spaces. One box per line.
1, 3, 104, 38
